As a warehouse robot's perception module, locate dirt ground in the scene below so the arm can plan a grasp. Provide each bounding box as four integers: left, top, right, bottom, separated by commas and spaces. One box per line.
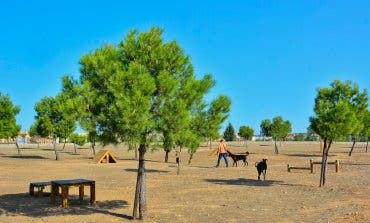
0, 141, 369, 223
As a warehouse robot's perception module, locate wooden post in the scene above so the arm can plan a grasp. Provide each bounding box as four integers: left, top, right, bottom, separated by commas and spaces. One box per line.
287, 164, 291, 172
61, 186, 69, 207
90, 182, 95, 204
335, 160, 340, 173
50, 183, 57, 205
310, 159, 314, 173
29, 184, 34, 196
79, 185, 84, 203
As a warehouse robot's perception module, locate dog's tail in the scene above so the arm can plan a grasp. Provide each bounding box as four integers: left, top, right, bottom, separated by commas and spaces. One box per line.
255, 162, 258, 167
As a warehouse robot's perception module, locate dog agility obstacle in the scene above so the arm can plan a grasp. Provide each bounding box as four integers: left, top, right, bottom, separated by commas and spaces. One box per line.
287, 159, 340, 173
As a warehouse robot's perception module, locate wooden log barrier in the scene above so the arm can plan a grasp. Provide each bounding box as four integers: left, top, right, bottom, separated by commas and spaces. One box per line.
287, 164, 313, 173
311, 159, 340, 173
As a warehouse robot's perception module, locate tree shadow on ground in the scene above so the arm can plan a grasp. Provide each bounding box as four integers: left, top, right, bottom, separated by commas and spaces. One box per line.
124, 168, 170, 173
0, 193, 131, 219
2, 155, 47, 159
205, 178, 305, 187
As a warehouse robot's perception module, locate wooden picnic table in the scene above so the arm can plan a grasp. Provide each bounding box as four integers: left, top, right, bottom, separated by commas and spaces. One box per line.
50, 179, 95, 207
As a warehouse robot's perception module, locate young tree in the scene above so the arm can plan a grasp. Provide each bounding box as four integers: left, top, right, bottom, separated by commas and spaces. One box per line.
260, 117, 291, 154
69, 133, 87, 154
33, 93, 76, 160
260, 119, 272, 138
77, 27, 229, 220
223, 123, 236, 142
310, 80, 365, 186
0, 92, 21, 154
270, 116, 291, 154
205, 96, 231, 149
294, 133, 306, 141
238, 125, 254, 148
362, 110, 370, 152
348, 89, 368, 156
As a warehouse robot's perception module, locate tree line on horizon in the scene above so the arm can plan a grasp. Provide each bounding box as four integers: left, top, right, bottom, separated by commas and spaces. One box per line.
1, 27, 370, 219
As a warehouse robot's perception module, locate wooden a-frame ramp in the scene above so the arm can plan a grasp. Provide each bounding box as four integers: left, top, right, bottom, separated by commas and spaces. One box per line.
93, 150, 118, 164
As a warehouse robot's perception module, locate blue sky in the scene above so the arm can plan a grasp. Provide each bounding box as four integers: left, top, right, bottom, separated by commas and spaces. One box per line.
1, 1, 369, 133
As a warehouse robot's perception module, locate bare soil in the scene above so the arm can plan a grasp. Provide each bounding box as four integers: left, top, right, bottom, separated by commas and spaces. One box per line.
0, 141, 369, 223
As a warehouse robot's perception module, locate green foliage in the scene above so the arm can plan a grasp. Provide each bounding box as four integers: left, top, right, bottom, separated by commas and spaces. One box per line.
33, 94, 76, 139
310, 80, 367, 141
294, 133, 306, 141
69, 133, 87, 146
260, 117, 291, 141
362, 110, 370, 139
260, 119, 272, 137
77, 27, 230, 153
270, 116, 292, 141
206, 96, 231, 140
223, 123, 236, 141
238, 125, 254, 140
0, 92, 21, 139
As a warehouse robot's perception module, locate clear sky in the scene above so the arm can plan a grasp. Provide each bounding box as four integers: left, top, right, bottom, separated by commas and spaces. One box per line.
1, 0, 369, 134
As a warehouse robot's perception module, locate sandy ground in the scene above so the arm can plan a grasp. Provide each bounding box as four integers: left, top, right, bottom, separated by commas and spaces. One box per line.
0, 141, 369, 223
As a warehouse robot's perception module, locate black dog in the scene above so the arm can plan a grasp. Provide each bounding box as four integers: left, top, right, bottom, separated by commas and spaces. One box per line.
227, 151, 249, 167
255, 159, 267, 180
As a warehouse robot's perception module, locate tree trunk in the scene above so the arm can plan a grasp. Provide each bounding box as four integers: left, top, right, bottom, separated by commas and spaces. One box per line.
91, 140, 96, 156
319, 140, 332, 187
135, 146, 138, 160
53, 138, 60, 160
274, 141, 279, 154
73, 143, 77, 154
177, 147, 182, 175
164, 150, 169, 163
348, 139, 356, 156
366, 139, 369, 153
61, 138, 67, 151
245, 140, 248, 149
15, 141, 21, 155
209, 139, 212, 150
132, 143, 147, 220
188, 152, 194, 165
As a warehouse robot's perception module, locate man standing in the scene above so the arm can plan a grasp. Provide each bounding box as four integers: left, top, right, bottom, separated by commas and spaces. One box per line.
216, 138, 229, 167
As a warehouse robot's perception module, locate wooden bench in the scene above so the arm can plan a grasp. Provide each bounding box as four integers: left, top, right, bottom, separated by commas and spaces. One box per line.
29, 181, 51, 197
50, 179, 95, 207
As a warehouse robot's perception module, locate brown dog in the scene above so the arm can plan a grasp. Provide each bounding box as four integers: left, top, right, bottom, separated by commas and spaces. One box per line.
227, 151, 250, 167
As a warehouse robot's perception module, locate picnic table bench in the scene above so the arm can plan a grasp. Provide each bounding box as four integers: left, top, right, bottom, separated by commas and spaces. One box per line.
29, 181, 51, 197
50, 179, 95, 207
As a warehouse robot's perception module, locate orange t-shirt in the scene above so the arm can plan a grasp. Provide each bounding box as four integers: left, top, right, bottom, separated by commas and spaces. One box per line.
218, 142, 227, 153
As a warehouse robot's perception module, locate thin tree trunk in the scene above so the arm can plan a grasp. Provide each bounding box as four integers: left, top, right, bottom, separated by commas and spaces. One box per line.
73, 143, 77, 154
274, 140, 279, 154
132, 143, 147, 220
319, 140, 332, 187
164, 150, 169, 163
135, 146, 138, 160
91, 140, 96, 156
177, 147, 182, 175
188, 152, 194, 165
245, 140, 248, 149
15, 141, 21, 155
53, 138, 60, 160
209, 139, 212, 150
348, 139, 356, 156
366, 139, 369, 153
61, 138, 67, 151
